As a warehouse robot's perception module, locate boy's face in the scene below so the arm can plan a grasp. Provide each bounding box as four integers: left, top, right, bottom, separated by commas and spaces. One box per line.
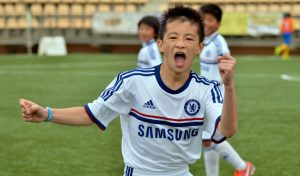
138, 23, 156, 43
203, 13, 220, 36
157, 20, 203, 73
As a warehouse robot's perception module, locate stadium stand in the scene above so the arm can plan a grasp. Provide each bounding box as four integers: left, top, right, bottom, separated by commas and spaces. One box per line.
168, 0, 298, 14
0, 0, 299, 54
0, 0, 148, 45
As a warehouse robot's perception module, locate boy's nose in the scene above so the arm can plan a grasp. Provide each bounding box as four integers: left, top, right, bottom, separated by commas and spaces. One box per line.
175, 41, 185, 48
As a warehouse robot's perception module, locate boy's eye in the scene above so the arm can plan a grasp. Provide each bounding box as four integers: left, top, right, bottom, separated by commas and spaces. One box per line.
168, 36, 177, 39
186, 37, 196, 42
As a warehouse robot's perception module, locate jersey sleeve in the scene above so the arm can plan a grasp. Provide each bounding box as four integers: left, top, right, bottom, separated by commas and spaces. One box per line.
147, 44, 162, 67
137, 48, 147, 68
84, 74, 132, 130
203, 83, 226, 143
219, 36, 230, 55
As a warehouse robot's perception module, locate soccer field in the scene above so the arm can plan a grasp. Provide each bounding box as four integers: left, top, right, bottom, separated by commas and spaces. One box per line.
0, 54, 299, 176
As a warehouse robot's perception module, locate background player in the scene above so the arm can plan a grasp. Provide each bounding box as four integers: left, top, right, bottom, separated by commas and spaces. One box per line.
274, 13, 295, 60
198, 4, 255, 176
137, 15, 162, 68
19, 6, 238, 176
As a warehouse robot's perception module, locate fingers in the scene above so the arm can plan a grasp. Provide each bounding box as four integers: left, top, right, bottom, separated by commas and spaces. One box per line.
19, 99, 27, 109
19, 99, 41, 113
19, 99, 34, 108
22, 108, 29, 115
21, 108, 32, 121
22, 114, 33, 122
218, 55, 236, 70
30, 104, 40, 114
217, 54, 236, 63
218, 55, 236, 86
19, 99, 32, 112
218, 62, 235, 70
20, 99, 29, 116
19, 99, 36, 122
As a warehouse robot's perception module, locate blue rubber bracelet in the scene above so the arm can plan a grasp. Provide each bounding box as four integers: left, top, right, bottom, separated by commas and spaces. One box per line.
46, 107, 53, 122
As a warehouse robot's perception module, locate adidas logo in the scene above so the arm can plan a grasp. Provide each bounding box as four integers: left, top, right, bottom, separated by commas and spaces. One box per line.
143, 100, 156, 109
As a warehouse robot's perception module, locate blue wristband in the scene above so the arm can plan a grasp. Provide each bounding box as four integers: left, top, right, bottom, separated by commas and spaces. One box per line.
46, 107, 53, 122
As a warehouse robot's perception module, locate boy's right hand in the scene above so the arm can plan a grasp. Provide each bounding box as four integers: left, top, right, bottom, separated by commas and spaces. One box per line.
19, 99, 48, 123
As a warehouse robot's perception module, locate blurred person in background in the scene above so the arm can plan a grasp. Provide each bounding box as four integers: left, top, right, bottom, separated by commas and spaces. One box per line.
137, 15, 162, 68
198, 4, 255, 176
275, 13, 295, 60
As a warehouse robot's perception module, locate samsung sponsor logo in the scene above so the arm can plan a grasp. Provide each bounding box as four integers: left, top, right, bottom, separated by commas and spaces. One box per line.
137, 124, 199, 141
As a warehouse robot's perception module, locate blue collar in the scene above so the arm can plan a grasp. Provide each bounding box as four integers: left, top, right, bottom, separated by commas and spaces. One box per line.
143, 39, 156, 47
204, 32, 219, 46
154, 65, 192, 94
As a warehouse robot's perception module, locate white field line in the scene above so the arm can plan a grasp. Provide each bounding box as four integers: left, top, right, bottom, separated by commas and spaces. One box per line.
0, 70, 118, 76
237, 57, 279, 62
0, 69, 285, 79
0, 60, 135, 70
236, 73, 279, 79
237, 73, 300, 82
281, 74, 300, 82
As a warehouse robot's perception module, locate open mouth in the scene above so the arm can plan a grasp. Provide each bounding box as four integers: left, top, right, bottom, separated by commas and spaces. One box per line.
174, 52, 186, 67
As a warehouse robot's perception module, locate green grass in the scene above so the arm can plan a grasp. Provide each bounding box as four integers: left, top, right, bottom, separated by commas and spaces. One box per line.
0, 54, 299, 176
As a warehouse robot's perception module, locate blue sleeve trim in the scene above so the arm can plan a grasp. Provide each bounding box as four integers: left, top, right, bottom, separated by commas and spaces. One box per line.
211, 116, 227, 144
84, 104, 106, 131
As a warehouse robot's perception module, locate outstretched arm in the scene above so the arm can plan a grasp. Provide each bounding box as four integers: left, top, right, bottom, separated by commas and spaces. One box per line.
19, 99, 93, 126
217, 55, 238, 138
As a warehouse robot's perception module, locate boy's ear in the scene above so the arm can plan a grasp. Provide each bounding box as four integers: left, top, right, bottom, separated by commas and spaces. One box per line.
157, 39, 164, 52
197, 42, 204, 55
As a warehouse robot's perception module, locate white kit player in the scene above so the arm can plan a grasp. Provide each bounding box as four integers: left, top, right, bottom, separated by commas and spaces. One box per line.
200, 30, 228, 92
199, 4, 255, 176
19, 6, 238, 176
137, 39, 162, 69
137, 15, 162, 69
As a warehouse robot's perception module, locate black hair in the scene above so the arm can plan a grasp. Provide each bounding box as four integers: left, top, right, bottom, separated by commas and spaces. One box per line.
199, 3, 222, 22
138, 15, 160, 39
284, 13, 291, 18
159, 5, 205, 43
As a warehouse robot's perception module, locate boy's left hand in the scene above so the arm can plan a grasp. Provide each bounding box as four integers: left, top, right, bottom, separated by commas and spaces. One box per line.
218, 55, 236, 86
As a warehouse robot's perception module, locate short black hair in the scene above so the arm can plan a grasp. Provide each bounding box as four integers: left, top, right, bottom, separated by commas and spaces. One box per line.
159, 5, 205, 43
199, 3, 222, 22
138, 15, 160, 39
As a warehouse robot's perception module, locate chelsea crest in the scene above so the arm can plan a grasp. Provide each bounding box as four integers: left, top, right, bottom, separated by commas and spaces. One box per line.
184, 99, 200, 116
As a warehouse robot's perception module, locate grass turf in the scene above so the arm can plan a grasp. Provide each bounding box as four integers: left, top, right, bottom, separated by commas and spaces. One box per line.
0, 54, 299, 176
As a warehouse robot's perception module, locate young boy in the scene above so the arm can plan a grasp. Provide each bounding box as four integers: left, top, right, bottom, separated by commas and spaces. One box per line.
198, 4, 255, 176
137, 15, 162, 68
19, 6, 238, 176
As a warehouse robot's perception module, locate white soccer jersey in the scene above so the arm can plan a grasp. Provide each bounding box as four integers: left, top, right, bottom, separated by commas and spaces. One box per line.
85, 65, 225, 176
137, 39, 162, 69
199, 31, 230, 84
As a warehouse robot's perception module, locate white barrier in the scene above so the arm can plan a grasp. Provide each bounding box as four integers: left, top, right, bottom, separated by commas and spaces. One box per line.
38, 36, 67, 56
